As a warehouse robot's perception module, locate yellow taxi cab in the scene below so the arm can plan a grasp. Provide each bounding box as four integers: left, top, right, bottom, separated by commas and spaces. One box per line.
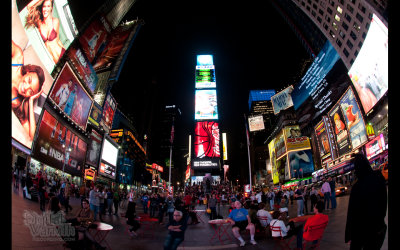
335, 184, 348, 196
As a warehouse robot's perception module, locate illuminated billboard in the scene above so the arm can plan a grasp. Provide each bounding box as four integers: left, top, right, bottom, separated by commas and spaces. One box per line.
192, 158, 220, 170
196, 55, 214, 66
222, 133, 228, 161
365, 134, 386, 160
195, 89, 218, 120
339, 87, 368, 149
79, 15, 111, 63
268, 139, 279, 185
48, 62, 93, 130
101, 93, 117, 129
275, 130, 286, 160
195, 66, 216, 89
67, 44, 98, 94
271, 86, 294, 114
86, 129, 102, 167
99, 162, 116, 180
283, 125, 311, 152
17, 0, 77, 73
327, 103, 352, 157
194, 121, 220, 158
348, 14, 388, 114
314, 116, 338, 165
291, 41, 340, 110
248, 115, 265, 132
31, 109, 87, 176
288, 149, 314, 179
101, 137, 119, 167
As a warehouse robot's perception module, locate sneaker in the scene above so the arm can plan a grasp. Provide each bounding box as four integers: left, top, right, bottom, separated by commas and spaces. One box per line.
239, 241, 246, 247
250, 240, 257, 245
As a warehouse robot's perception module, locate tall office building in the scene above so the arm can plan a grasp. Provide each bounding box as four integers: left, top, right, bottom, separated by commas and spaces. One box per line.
192, 55, 222, 180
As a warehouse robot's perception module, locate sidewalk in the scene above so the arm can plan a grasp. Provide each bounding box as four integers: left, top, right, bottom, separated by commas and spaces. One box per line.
12, 186, 388, 250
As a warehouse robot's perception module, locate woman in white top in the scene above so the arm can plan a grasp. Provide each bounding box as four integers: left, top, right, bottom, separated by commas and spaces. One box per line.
269, 211, 291, 237
256, 203, 273, 227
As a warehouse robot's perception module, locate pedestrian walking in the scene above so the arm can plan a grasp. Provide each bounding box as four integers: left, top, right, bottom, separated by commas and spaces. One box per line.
150, 193, 158, 218
113, 189, 120, 215
38, 172, 47, 212
89, 186, 100, 221
329, 177, 337, 209
106, 188, 114, 215
268, 190, 275, 211
294, 186, 304, 217
208, 194, 217, 220
320, 179, 331, 210
165, 195, 175, 223
310, 186, 319, 212
141, 193, 149, 214
345, 153, 387, 249
158, 193, 166, 225
98, 186, 105, 221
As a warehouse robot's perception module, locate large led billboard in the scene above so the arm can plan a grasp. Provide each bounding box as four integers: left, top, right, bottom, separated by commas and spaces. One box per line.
275, 130, 286, 160
288, 149, 314, 179
196, 55, 214, 66
195, 66, 216, 89
248, 115, 265, 132
102, 93, 117, 130
314, 116, 337, 165
16, 0, 77, 73
268, 139, 279, 185
328, 103, 352, 157
48, 62, 93, 130
86, 129, 102, 167
283, 125, 311, 152
191, 158, 220, 170
12, 0, 55, 149
339, 87, 368, 149
348, 14, 388, 114
292, 41, 340, 110
101, 137, 119, 167
195, 89, 218, 120
194, 122, 220, 158
271, 86, 294, 114
222, 133, 228, 161
365, 134, 386, 160
31, 109, 87, 176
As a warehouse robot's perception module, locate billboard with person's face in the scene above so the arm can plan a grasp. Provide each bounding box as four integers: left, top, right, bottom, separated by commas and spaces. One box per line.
314, 116, 338, 165
328, 103, 352, 157
12, 0, 55, 149
48, 62, 93, 130
86, 129, 102, 167
16, 0, 77, 73
31, 109, 87, 176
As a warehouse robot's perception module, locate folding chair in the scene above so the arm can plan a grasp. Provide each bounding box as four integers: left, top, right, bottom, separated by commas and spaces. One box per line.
270, 225, 295, 250
257, 216, 272, 237
302, 221, 328, 250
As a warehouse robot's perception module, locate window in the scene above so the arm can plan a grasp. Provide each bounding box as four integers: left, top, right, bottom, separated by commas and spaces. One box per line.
362, 32, 367, 39
350, 58, 354, 65
302, 1, 306, 7
350, 31, 357, 40
333, 22, 338, 30
324, 23, 329, 30
347, 4, 354, 13
337, 6, 343, 14
365, 22, 370, 30
345, 13, 352, 22
342, 22, 349, 31
343, 48, 349, 57
317, 16, 322, 23
330, 30, 336, 38
325, 15, 331, 22
336, 39, 343, 47
327, 7, 332, 14
313, 3, 318, 9
356, 13, 364, 23
312, 10, 316, 17
335, 14, 341, 22
306, 5, 311, 12
339, 30, 346, 39
358, 4, 366, 13
346, 39, 353, 49
319, 9, 324, 15
353, 22, 361, 32
358, 41, 363, 48
354, 50, 359, 57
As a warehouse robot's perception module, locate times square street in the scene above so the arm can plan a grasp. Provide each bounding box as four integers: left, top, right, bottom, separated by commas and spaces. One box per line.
12, 185, 388, 250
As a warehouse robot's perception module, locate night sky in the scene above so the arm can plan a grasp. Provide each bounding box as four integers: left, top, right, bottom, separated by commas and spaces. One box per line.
71, 0, 311, 178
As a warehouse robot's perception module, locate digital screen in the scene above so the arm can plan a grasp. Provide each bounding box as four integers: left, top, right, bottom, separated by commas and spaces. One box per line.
328, 103, 352, 157
268, 139, 279, 185
16, 0, 77, 73
31, 109, 87, 176
365, 134, 386, 160
49, 62, 93, 130
195, 89, 218, 120
99, 161, 116, 179
12, 0, 56, 149
79, 15, 111, 63
248, 115, 265, 132
195, 66, 216, 89
101, 137, 118, 167
339, 87, 368, 149
283, 125, 311, 152
88, 101, 103, 127
67, 44, 98, 94
194, 122, 220, 158
288, 150, 314, 179
222, 133, 228, 161
86, 129, 102, 167
348, 14, 388, 114
102, 93, 117, 129
271, 86, 294, 114
274, 130, 286, 160
196, 55, 214, 66
292, 41, 340, 110
314, 116, 337, 165
191, 158, 220, 170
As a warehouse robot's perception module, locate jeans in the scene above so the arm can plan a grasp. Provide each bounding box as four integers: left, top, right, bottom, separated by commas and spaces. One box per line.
209, 207, 217, 220
163, 234, 184, 250
324, 193, 331, 210
150, 205, 157, 217
107, 199, 113, 214
158, 207, 165, 223
90, 204, 99, 221
39, 191, 45, 211
143, 203, 148, 214
269, 199, 274, 210
330, 192, 337, 209
297, 199, 304, 216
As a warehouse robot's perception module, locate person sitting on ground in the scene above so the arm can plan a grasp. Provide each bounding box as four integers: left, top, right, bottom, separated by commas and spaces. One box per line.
226, 200, 257, 246
164, 210, 188, 250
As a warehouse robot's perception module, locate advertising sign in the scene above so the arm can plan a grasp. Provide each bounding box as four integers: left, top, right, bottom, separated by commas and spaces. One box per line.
79, 15, 111, 63
195, 66, 216, 89
348, 14, 388, 114
248, 115, 265, 132
292, 41, 340, 110
67, 44, 98, 94
192, 158, 220, 170
288, 150, 314, 179
195, 89, 218, 120
271, 86, 294, 114
222, 133, 228, 161
12, 0, 56, 149
339, 87, 368, 149
268, 139, 279, 185
88, 101, 103, 127
49, 62, 93, 130
100, 137, 119, 167
365, 134, 386, 160
31, 109, 87, 176
196, 55, 214, 66
92, 24, 132, 72
99, 161, 116, 180
84, 167, 96, 181
86, 129, 102, 167
194, 122, 220, 158
283, 125, 311, 152
328, 103, 352, 157
17, 0, 77, 72
314, 116, 337, 165
102, 93, 117, 129
275, 130, 286, 160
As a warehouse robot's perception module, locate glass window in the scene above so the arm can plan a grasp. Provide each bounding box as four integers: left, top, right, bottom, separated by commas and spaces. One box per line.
342, 22, 349, 31
329, 30, 336, 38
347, 4, 354, 13
336, 39, 343, 47
345, 13, 352, 22
327, 7, 332, 15
333, 22, 338, 30
350, 31, 357, 40
335, 14, 341, 22
339, 30, 346, 39
358, 4, 366, 13
356, 13, 364, 23
337, 6, 343, 14
346, 39, 353, 49
343, 48, 349, 57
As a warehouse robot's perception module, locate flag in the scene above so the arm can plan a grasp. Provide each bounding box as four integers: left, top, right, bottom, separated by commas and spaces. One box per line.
170, 123, 175, 144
